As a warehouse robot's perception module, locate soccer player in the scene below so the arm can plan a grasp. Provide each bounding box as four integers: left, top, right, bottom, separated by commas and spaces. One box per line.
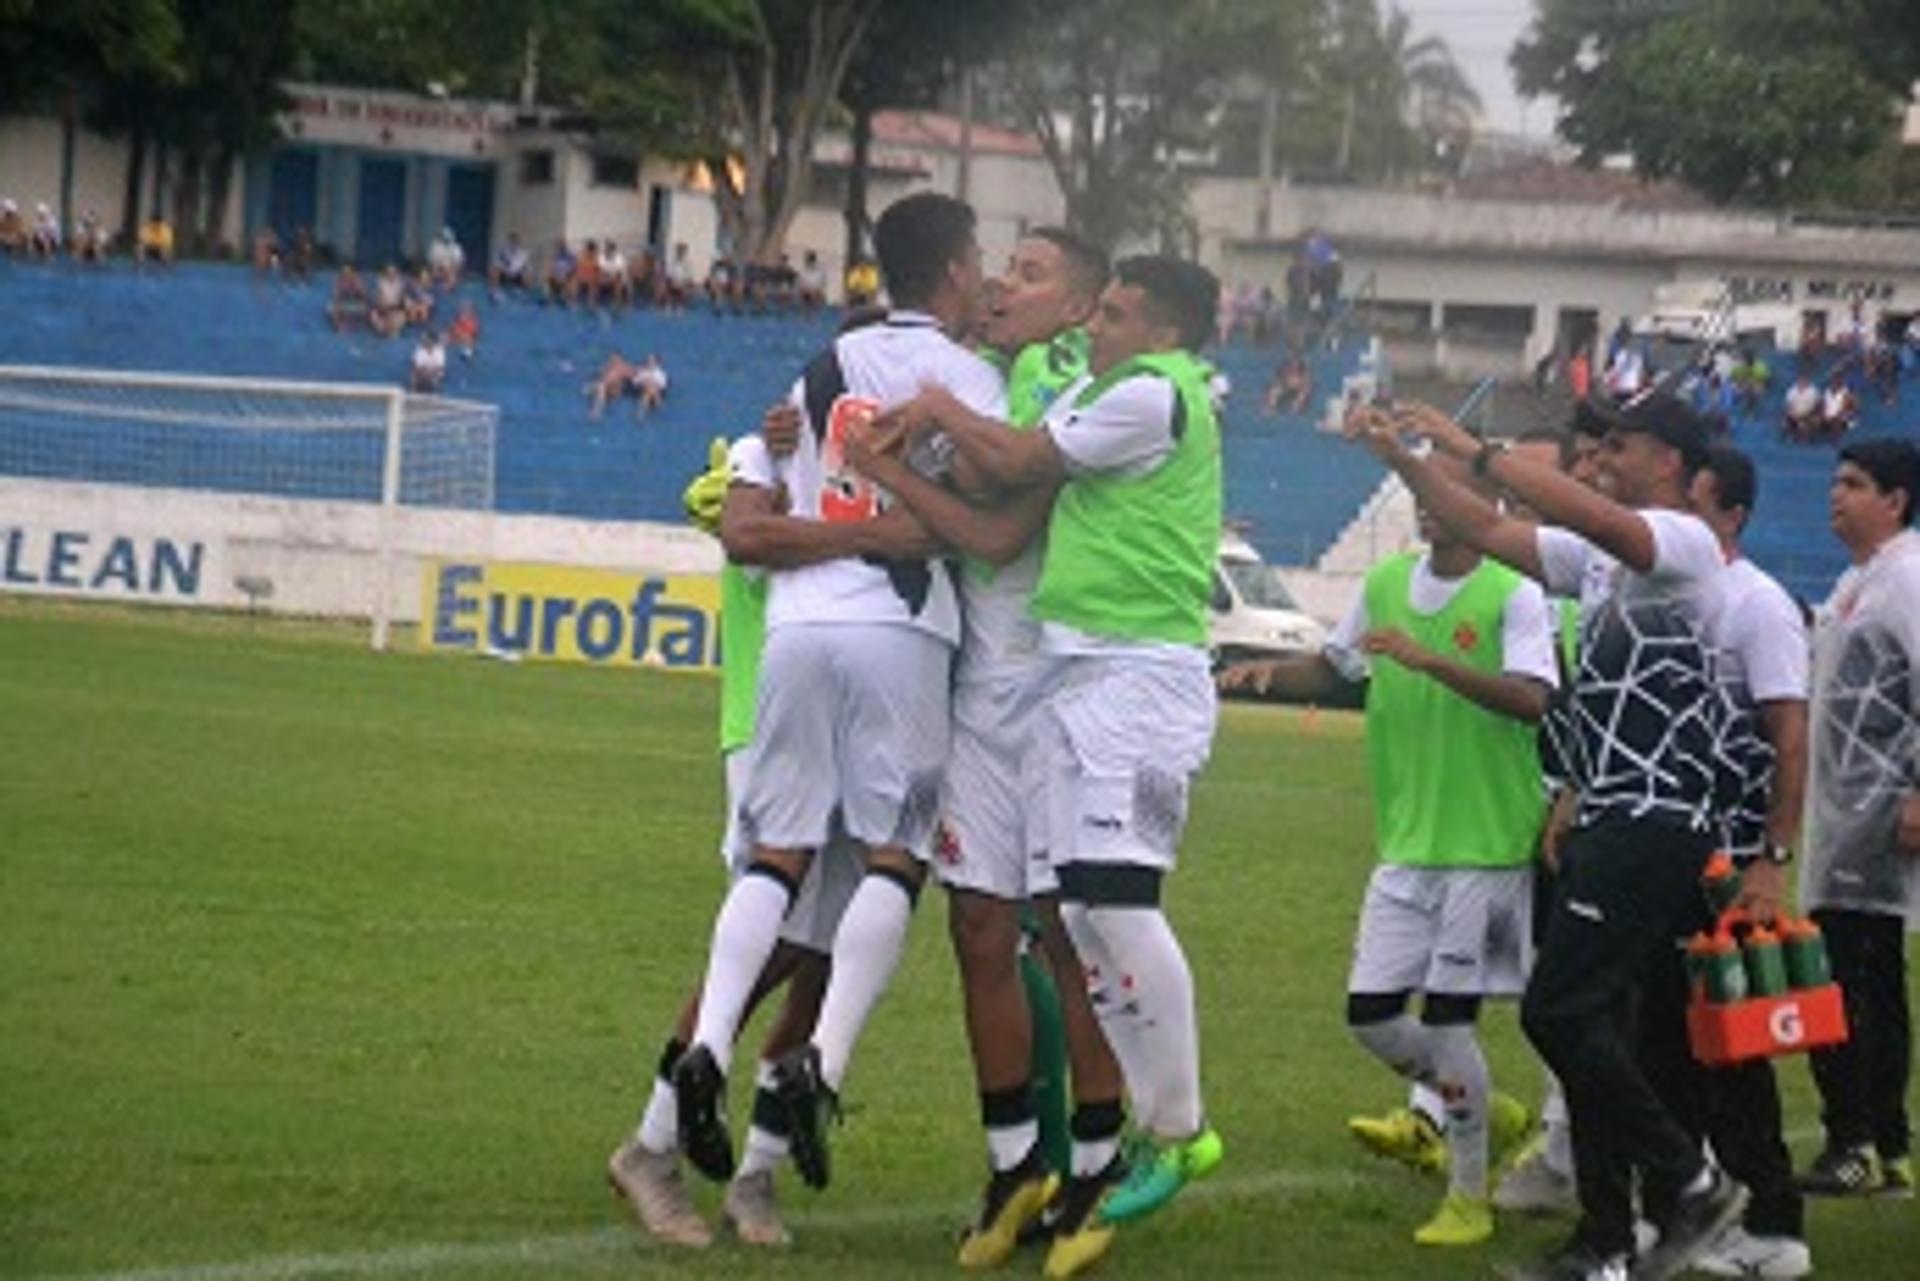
1218, 453, 1557, 1247
673, 192, 1005, 1199
607, 437, 877, 1249
876, 255, 1229, 1268
1797, 439, 1920, 1201
843, 228, 1133, 1272
1351, 393, 1750, 1281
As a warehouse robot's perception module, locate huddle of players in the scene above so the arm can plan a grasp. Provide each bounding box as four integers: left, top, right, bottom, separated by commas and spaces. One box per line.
1268, 391, 1919, 1281
607, 191, 1228, 1279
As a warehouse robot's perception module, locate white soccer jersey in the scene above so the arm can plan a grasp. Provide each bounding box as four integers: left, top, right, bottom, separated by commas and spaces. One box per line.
768, 311, 1007, 645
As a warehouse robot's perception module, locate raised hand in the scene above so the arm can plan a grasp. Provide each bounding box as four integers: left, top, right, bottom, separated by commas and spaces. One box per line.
1359, 627, 1431, 673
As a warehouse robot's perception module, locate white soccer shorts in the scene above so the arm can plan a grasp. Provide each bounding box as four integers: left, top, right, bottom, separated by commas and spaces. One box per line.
1040, 655, 1218, 873
935, 676, 1055, 899
741, 622, 951, 860
722, 746, 861, 954
1346, 864, 1535, 999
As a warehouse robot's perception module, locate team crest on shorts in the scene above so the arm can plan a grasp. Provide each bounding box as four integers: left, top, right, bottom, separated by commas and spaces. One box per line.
934, 820, 963, 867
1452, 620, 1481, 654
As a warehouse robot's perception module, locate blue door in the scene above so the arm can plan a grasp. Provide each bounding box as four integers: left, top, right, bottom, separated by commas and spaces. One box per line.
355, 158, 407, 268
444, 164, 495, 269
267, 150, 319, 243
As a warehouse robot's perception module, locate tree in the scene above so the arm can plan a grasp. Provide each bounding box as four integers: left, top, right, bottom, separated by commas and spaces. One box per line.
1512, 0, 1916, 206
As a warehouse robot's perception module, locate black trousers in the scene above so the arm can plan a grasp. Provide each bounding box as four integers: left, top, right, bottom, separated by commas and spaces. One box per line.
1521, 817, 1714, 1257
1809, 908, 1911, 1160
1636, 915, 1803, 1238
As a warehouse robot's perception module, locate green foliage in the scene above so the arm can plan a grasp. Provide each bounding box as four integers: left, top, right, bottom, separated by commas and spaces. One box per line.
1512, 0, 1916, 207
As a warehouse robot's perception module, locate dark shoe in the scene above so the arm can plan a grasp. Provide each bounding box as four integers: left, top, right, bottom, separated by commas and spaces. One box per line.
1797, 1143, 1882, 1197
1632, 1168, 1749, 1281
1497, 1237, 1631, 1280
671, 1044, 735, 1183
772, 1044, 838, 1190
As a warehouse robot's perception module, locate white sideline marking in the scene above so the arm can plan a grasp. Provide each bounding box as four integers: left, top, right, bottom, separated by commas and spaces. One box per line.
40, 1168, 1364, 1281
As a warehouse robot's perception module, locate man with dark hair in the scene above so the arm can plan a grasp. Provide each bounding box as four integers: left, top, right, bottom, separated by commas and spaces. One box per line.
669, 192, 1003, 1205
1660, 444, 1814, 1277
1797, 437, 1920, 1202
871, 255, 1229, 1270
1347, 392, 1750, 1281
842, 225, 1129, 1271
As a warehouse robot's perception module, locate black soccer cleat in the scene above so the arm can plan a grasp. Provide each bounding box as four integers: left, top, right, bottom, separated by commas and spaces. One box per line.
1631, 1167, 1749, 1281
671, 1043, 735, 1183
772, 1044, 838, 1190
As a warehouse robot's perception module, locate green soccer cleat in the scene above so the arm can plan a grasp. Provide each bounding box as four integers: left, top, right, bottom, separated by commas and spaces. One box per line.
1348, 1106, 1445, 1175
1878, 1155, 1914, 1200
1096, 1126, 1224, 1226
1490, 1091, 1537, 1172
1413, 1190, 1494, 1247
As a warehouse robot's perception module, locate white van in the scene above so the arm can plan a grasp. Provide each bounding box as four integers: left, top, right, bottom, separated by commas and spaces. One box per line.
1210, 531, 1326, 664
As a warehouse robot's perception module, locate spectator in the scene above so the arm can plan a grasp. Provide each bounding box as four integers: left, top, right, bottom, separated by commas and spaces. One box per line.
1783, 372, 1821, 441
633, 354, 668, 418
371, 264, 406, 337
1567, 345, 1594, 401
706, 255, 738, 313
29, 202, 60, 258
288, 226, 315, 283
1797, 315, 1827, 377
402, 267, 435, 329
797, 249, 827, 312
328, 266, 371, 332
586, 351, 639, 419
544, 239, 576, 304
427, 227, 465, 287
664, 242, 695, 310
409, 330, 447, 393
1821, 370, 1859, 440
491, 233, 531, 296
72, 209, 107, 263
135, 213, 173, 267
1265, 350, 1314, 416
251, 225, 280, 276
1731, 346, 1770, 420
1835, 301, 1869, 356
0, 199, 24, 255
601, 242, 631, 309
631, 246, 660, 306
1867, 332, 1901, 407
570, 239, 602, 308
1605, 315, 1633, 367
1604, 337, 1648, 400
843, 255, 878, 308
447, 300, 480, 359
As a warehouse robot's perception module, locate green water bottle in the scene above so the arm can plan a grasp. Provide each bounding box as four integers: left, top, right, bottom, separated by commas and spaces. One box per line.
1744, 924, 1789, 997
1701, 851, 1742, 915
1703, 930, 1748, 1004
1783, 918, 1833, 989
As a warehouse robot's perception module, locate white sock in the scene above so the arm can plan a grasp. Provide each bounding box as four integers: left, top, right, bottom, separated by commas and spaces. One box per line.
1061, 902, 1156, 1123
738, 1062, 789, 1178
1408, 1082, 1447, 1132
1427, 1024, 1492, 1198
988, 1120, 1039, 1172
1080, 905, 1202, 1140
1541, 1071, 1575, 1176
637, 1075, 679, 1155
690, 872, 793, 1075
811, 872, 915, 1091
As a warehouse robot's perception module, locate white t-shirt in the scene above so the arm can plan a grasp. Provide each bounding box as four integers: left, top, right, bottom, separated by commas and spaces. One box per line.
768, 311, 1007, 644
1323, 553, 1560, 689
1785, 382, 1819, 417
1034, 372, 1206, 667
1717, 557, 1810, 709
1822, 387, 1854, 421
1536, 508, 1727, 627
634, 363, 668, 393
411, 343, 446, 377
603, 249, 628, 276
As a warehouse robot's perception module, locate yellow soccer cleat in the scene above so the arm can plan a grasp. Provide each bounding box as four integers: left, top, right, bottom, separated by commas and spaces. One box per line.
1348, 1107, 1445, 1175
1489, 1092, 1537, 1172
1413, 1191, 1495, 1247
1043, 1156, 1126, 1279
956, 1152, 1054, 1269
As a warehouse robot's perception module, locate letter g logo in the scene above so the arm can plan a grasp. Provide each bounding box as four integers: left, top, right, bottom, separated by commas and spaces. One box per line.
1769, 1003, 1805, 1046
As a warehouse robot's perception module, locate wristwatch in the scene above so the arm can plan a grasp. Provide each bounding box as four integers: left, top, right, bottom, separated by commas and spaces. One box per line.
1762, 840, 1793, 866
1471, 439, 1509, 478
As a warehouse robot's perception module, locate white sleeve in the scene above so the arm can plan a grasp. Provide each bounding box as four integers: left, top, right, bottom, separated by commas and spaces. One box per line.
1535, 527, 1593, 598
1736, 586, 1810, 704
728, 434, 776, 490
1640, 509, 1724, 588
1046, 375, 1178, 476
944, 352, 1010, 421
1499, 579, 1562, 690
1323, 593, 1370, 682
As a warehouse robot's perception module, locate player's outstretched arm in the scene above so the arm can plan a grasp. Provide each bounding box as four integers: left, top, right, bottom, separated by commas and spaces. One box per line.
1392, 401, 1658, 574
1216, 653, 1345, 701
1361, 628, 1551, 724
720, 482, 935, 568
1345, 404, 1546, 583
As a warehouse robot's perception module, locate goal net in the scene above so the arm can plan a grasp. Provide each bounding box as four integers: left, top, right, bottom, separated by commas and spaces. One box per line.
0, 364, 498, 649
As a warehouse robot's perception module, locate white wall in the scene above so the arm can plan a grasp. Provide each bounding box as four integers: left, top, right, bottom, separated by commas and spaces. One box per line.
1, 113, 247, 247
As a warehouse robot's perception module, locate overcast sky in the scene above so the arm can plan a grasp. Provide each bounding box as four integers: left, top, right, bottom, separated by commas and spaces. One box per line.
1398, 0, 1544, 138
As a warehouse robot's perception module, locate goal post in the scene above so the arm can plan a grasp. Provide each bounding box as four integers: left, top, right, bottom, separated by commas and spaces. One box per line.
0, 364, 498, 649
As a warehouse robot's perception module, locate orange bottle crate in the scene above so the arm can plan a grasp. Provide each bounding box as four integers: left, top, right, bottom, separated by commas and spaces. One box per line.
1687, 984, 1849, 1067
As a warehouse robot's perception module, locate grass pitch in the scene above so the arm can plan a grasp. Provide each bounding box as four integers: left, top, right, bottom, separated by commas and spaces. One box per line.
3, 599, 1916, 1279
